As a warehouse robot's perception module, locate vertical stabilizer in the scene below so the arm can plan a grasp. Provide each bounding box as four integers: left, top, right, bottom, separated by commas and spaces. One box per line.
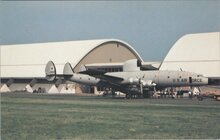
123, 59, 141, 72
63, 62, 74, 76
45, 61, 56, 81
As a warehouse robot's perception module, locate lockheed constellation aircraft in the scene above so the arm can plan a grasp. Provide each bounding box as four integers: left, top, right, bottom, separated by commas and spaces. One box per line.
45, 59, 208, 98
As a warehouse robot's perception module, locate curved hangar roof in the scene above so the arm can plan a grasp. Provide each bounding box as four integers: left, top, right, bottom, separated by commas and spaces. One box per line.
160, 32, 220, 78
1, 39, 142, 78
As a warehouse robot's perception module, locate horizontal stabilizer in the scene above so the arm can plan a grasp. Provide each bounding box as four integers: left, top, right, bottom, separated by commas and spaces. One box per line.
45, 61, 56, 81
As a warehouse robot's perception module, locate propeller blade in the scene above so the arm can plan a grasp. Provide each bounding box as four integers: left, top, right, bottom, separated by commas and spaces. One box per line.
140, 82, 143, 94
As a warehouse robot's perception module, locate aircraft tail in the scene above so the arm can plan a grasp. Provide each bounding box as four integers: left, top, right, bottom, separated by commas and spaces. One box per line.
45, 61, 56, 81
63, 62, 74, 76
123, 59, 141, 72
45, 61, 74, 81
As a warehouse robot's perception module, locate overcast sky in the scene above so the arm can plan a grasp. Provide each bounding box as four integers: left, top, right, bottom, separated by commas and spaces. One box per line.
0, 1, 219, 61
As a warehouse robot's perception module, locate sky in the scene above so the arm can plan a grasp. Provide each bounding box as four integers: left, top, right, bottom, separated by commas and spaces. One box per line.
0, 1, 219, 61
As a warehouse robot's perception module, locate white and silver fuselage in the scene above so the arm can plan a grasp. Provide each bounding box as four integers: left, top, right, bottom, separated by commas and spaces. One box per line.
67, 70, 208, 88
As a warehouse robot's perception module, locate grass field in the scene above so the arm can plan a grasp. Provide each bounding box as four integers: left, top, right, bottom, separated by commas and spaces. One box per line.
1, 93, 220, 139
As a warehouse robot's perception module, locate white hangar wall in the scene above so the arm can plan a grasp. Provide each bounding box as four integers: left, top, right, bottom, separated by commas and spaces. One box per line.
0, 39, 142, 93
1, 39, 142, 78
160, 32, 220, 78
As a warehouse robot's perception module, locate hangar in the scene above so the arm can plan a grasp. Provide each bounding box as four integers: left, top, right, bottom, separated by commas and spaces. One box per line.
1, 32, 219, 94
0, 39, 142, 93
160, 32, 220, 84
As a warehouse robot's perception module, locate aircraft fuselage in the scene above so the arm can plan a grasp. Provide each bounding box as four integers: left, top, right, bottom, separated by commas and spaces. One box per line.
67, 70, 208, 88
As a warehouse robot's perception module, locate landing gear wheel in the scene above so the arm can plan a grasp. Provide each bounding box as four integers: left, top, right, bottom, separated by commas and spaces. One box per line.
126, 93, 132, 99
143, 91, 153, 98
197, 95, 203, 101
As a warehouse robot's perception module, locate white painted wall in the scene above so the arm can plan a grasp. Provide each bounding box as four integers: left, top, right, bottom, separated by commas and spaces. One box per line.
160, 32, 220, 78
1, 39, 140, 78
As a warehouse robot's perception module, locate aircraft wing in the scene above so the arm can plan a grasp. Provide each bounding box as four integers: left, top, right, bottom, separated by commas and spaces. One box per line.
79, 68, 106, 75
98, 74, 124, 83
94, 75, 127, 93
79, 69, 127, 92
79, 69, 124, 82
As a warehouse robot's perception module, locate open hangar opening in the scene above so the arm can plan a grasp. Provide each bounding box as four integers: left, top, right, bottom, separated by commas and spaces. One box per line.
0, 39, 143, 94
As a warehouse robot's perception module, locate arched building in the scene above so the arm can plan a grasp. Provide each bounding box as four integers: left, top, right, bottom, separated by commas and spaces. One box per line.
160, 32, 220, 84
0, 39, 142, 93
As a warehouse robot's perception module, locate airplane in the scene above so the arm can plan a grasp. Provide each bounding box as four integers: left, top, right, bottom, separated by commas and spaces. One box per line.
45, 59, 208, 98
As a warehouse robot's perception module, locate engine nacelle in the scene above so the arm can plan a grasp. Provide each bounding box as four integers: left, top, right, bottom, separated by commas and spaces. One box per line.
122, 77, 139, 85
122, 78, 156, 87
142, 80, 156, 87
128, 78, 139, 85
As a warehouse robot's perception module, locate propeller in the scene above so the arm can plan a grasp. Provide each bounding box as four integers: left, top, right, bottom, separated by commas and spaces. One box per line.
139, 79, 144, 94
137, 74, 157, 94
137, 74, 145, 94
127, 75, 157, 95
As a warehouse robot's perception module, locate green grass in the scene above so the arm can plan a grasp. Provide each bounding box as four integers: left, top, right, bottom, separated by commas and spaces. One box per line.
1, 93, 220, 139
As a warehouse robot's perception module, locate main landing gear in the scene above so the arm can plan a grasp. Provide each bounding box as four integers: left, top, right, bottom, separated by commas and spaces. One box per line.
125, 90, 153, 99
125, 92, 142, 99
